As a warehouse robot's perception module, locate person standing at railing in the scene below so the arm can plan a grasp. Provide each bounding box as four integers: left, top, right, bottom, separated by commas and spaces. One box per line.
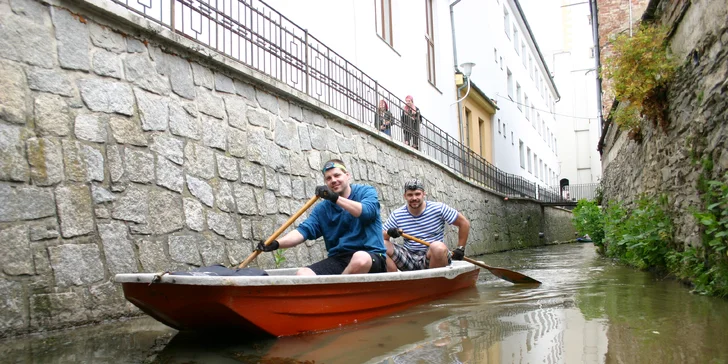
375, 99, 392, 136
401, 95, 421, 149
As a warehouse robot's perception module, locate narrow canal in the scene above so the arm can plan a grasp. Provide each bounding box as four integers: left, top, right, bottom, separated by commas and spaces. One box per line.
3, 243, 728, 363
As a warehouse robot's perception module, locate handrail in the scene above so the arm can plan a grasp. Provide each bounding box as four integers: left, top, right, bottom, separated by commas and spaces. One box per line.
108, 0, 573, 203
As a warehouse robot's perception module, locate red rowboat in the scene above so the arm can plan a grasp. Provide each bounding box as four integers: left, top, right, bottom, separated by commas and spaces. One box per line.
115, 261, 480, 337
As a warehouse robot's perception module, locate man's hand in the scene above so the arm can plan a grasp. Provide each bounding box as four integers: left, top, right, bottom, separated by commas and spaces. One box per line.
387, 228, 401, 238
315, 185, 339, 203
452, 247, 465, 261
257, 240, 280, 252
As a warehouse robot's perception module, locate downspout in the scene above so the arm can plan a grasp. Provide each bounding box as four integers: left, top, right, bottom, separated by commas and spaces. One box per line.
450, 0, 465, 144
590, 0, 605, 142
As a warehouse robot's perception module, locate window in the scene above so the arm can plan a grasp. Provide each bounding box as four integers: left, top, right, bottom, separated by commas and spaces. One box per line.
425, 0, 436, 85
499, 56, 503, 70
498, 119, 501, 134
539, 159, 543, 181
504, 7, 510, 38
528, 56, 534, 79
516, 83, 522, 110
478, 118, 486, 156
524, 95, 530, 120
464, 107, 471, 146
375, 0, 393, 47
494, 48, 498, 63
521, 42, 527, 66
519, 140, 525, 168
530, 103, 535, 125
589, 47, 595, 58
533, 153, 538, 176
502, 121, 506, 138
527, 147, 532, 173
507, 69, 513, 98
511, 131, 514, 145
513, 27, 519, 53
544, 126, 548, 141
533, 112, 538, 129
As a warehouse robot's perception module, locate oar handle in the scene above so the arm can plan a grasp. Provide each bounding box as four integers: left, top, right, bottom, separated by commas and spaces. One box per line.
237, 195, 320, 269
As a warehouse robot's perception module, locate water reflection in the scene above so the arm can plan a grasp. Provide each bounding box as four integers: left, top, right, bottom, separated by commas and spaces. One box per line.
4, 243, 728, 363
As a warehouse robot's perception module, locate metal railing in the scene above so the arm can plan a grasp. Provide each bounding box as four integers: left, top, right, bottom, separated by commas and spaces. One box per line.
561, 183, 600, 202
110, 0, 570, 203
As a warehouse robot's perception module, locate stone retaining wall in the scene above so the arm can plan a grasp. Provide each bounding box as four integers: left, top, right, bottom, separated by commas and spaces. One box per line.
0, 0, 574, 338
600, 0, 728, 247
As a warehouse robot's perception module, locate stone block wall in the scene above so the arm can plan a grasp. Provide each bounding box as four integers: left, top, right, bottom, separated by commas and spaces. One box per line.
0, 0, 573, 337
600, 0, 728, 246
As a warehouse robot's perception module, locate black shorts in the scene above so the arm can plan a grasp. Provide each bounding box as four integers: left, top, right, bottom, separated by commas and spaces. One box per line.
308, 251, 387, 275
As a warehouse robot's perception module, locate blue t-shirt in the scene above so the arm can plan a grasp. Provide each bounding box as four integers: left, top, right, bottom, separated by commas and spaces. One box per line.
382, 201, 459, 252
297, 184, 386, 256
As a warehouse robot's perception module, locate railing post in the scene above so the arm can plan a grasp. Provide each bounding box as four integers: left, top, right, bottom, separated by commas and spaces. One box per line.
304, 29, 310, 96
170, 0, 175, 31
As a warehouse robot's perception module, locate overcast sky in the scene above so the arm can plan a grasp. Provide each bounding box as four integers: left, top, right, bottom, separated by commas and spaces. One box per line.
518, 0, 564, 70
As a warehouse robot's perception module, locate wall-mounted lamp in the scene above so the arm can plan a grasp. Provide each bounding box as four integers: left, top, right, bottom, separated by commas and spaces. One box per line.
460, 62, 475, 78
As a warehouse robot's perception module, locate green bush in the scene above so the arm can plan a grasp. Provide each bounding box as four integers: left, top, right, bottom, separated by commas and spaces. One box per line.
572, 199, 604, 246
668, 174, 728, 297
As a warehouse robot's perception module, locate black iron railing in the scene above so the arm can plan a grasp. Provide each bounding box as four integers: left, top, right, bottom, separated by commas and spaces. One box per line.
110, 0, 569, 203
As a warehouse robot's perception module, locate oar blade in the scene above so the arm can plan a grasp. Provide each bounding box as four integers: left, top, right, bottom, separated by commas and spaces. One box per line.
485, 265, 541, 285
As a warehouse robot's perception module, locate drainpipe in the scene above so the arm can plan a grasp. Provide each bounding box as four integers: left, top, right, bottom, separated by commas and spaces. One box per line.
450, 0, 465, 144
589, 0, 604, 134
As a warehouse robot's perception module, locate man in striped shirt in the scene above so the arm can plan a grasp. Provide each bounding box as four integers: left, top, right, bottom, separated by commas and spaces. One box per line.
382, 179, 471, 271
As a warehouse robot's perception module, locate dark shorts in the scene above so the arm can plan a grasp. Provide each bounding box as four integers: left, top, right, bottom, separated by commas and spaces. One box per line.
308, 251, 387, 275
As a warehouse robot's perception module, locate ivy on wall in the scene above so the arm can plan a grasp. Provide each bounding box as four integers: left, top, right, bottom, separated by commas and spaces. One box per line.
601, 24, 677, 139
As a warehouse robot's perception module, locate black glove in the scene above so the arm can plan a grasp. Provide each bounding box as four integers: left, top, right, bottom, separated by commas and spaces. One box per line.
315, 185, 339, 203
257, 240, 279, 252
452, 247, 465, 261
387, 228, 401, 238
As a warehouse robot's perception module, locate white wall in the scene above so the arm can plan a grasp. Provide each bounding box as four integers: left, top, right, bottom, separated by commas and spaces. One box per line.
453, 0, 561, 188
262, 0, 460, 137
551, 0, 602, 184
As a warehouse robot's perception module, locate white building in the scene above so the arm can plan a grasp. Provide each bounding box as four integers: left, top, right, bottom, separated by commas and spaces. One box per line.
551, 0, 602, 184
263, 0, 461, 138
452, 0, 562, 188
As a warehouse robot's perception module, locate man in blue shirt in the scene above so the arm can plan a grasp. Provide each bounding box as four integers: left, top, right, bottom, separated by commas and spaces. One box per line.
256, 159, 387, 275
383, 179, 470, 271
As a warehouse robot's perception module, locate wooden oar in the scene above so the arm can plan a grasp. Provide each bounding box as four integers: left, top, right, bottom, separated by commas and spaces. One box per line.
399, 231, 541, 285
237, 195, 320, 269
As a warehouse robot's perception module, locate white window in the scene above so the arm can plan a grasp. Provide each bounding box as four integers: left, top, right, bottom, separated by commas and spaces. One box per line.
504, 7, 510, 38
524, 95, 530, 120
375, 0, 393, 47
507, 69, 513, 98
516, 83, 522, 111
527, 147, 532, 173
519, 140, 525, 168
513, 27, 519, 53
494, 48, 498, 63
425, 0, 436, 85
511, 131, 514, 145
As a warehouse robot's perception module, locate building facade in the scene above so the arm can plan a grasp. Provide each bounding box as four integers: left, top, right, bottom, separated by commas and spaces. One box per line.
453, 0, 562, 189
550, 0, 603, 184
263, 0, 461, 138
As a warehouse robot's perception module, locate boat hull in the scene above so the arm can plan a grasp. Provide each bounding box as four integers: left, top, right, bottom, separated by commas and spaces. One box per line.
116, 262, 479, 337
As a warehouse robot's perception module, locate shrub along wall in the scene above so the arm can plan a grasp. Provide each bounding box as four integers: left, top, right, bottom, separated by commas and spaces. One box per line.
0, 0, 573, 337
598, 0, 728, 295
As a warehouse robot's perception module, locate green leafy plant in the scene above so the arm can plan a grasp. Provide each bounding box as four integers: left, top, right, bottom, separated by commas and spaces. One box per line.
572, 199, 605, 247
274, 248, 287, 268
601, 24, 677, 136
670, 173, 728, 297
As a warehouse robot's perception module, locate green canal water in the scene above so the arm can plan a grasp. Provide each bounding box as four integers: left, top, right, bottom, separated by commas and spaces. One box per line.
2, 243, 728, 363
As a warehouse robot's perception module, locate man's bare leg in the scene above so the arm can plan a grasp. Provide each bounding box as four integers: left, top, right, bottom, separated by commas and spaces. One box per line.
342, 251, 373, 274
427, 241, 449, 269
296, 267, 316, 276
